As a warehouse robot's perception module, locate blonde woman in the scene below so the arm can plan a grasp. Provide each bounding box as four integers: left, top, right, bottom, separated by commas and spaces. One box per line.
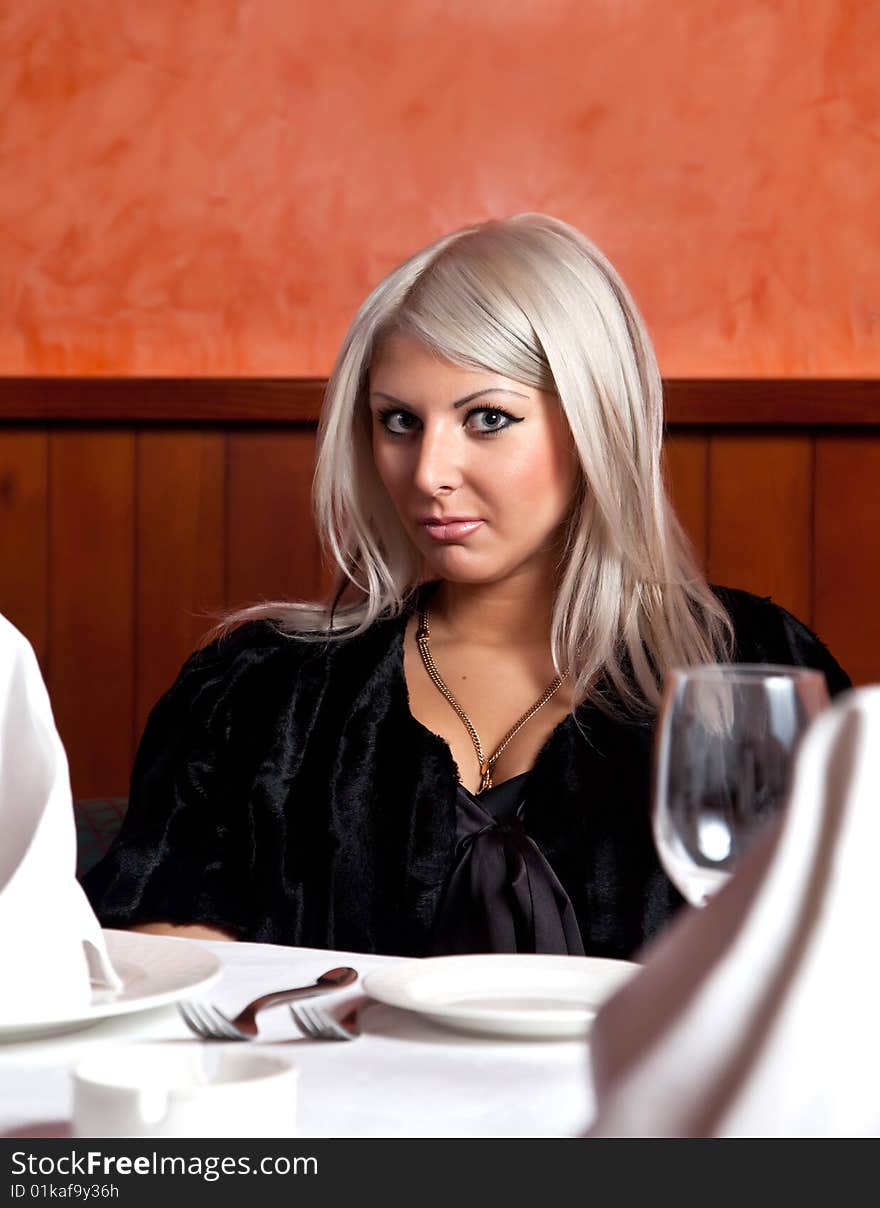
84, 215, 849, 957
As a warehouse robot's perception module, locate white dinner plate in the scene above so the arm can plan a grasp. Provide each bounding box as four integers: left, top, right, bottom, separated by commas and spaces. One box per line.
362, 953, 639, 1039
0, 929, 222, 1042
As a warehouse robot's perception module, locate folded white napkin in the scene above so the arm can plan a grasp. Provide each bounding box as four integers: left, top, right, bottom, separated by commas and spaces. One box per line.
588, 686, 880, 1138
0, 613, 120, 1023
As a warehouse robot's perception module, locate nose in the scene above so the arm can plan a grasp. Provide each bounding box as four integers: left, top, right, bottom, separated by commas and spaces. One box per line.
411, 422, 464, 497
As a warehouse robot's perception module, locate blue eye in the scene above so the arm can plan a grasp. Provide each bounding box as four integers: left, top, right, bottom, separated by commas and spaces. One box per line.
466, 408, 517, 434
374, 406, 525, 437
377, 410, 419, 435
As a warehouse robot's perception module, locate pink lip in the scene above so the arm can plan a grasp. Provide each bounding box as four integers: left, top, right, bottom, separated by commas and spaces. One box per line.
420, 518, 484, 542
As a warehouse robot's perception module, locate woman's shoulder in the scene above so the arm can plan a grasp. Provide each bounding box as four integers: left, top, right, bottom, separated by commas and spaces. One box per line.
709, 584, 850, 694
143, 621, 307, 731
709, 583, 817, 648
709, 583, 792, 633
193, 609, 401, 661
164, 611, 407, 713
172, 619, 318, 690
192, 617, 317, 667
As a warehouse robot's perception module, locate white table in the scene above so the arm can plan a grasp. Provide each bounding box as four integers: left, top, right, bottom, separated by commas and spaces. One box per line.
0, 940, 595, 1138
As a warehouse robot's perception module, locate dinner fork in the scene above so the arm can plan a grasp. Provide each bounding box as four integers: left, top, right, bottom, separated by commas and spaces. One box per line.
289, 1000, 362, 1042
177, 967, 358, 1040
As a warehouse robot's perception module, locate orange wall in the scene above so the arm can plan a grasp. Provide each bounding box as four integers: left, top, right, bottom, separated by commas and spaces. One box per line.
1, 0, 877, 377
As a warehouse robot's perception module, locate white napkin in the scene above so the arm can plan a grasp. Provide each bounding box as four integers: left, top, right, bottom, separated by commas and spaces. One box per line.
0, 613, 120, 1022
588, 685, 880, 1138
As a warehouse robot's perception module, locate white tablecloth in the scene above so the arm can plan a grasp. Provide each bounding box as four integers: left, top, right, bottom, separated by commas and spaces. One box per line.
0, 940, 594, 1138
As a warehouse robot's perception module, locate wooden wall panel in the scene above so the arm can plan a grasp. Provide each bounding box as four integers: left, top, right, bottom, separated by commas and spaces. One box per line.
814, 436, 880, 687
135, 432, 226, 738
0, 429, 48, 663
707, 435, 813, 623
49, 432, 135, 798
2, 379, 878, 425
664, 432, 708, 569
1, 390, 875, 797
227, 429, 323, 607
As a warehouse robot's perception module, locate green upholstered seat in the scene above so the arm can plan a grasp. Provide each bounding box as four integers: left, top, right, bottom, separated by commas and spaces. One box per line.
74, 798, 127, 880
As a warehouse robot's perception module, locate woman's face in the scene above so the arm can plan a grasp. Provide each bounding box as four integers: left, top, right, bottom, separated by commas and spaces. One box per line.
368, 332, 580, 586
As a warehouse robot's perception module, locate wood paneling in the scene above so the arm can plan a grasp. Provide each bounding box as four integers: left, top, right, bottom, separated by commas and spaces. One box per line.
664, 380, 880, 426
1, 378, 878, 425
0, 430, 48, 663
2, 378, 878, 798
135, 431, 225, 737
814, 435, 880, 687
227, 429, 322, 606
664, 432, 708, 568
707, 434, 813, 622
48, 431, 135, 797
0, 379, 325, 423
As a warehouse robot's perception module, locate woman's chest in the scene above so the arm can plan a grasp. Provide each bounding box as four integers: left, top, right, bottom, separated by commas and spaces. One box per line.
401, 621, 576, 794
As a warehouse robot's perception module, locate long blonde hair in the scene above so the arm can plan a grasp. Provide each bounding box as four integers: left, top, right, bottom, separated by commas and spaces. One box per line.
222, 213, 732, 715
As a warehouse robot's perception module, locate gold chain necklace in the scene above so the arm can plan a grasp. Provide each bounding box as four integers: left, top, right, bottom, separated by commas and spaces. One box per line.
416, 606, 567, 793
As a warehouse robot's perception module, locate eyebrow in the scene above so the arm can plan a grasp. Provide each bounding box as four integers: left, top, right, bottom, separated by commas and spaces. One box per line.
370, 388, 530, 410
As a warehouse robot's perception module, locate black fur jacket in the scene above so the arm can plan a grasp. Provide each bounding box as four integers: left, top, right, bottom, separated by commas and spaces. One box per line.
83, 586, 850, 959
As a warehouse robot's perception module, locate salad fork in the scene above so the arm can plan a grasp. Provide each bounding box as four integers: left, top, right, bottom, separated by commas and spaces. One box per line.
177, 967, 358, 1040
289, 1000, 362, 1042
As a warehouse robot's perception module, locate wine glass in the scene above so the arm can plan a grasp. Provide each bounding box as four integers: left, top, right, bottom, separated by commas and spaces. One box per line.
653, 664, 829, 906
